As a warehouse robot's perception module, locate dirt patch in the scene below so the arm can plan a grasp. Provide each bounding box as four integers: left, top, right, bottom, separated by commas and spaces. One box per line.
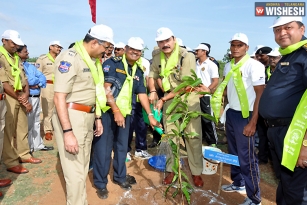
0, 129, 278, 205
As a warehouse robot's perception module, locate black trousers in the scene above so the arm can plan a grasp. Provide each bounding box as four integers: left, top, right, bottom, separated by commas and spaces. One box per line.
267, 126, 307, 205
257, 115, 270, 162
200, 96, 217, 145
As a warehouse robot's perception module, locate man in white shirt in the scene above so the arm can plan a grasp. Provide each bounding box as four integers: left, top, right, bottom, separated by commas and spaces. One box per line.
194, 43, 219, 146
220, 33, 264, 205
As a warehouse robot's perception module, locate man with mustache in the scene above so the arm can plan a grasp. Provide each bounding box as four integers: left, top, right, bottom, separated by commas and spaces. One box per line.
148, 27, 204, 188
52, 24, 111, 205
259, 16, 307, 205
114, 42, 125, 57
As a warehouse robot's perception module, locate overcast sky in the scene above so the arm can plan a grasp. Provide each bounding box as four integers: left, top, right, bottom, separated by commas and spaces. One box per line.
1, 0, 306, 60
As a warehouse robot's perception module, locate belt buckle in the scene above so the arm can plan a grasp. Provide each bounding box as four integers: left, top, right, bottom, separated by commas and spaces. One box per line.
90, 106, 96, 113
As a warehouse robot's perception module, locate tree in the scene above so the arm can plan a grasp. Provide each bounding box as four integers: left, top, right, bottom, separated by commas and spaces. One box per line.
222, 49, 231, 63
142, 45, 149, 57
28, 57, 38, 62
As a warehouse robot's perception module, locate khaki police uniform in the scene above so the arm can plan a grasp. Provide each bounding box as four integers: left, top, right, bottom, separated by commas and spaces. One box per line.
0, 52, 32, 168
52, 48, 96, 205
149, 47, 203, 175
0, 81, 6, 160
36, 54, 55, 134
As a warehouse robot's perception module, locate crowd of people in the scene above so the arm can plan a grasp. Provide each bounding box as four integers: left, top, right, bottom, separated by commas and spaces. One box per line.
0, 15, 306, 205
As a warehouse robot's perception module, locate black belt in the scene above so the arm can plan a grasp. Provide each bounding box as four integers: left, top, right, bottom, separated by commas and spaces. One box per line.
264, 118, 292, 128
29, 94, 40, 98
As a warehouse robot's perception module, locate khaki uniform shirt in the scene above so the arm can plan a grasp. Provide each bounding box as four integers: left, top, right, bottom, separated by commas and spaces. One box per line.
36, 54, 54, 80
54, 48, 96, 106
149, 47, 196, 91
0, 51, 27, 89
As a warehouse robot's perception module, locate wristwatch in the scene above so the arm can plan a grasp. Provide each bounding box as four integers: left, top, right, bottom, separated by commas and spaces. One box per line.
303, 139, 307, 147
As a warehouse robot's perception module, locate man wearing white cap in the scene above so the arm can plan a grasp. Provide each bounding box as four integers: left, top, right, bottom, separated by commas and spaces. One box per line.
267, 48, 281, 78
148, 27, 204, 188
259, 17, 307, 205
0, 30, 42, 175
211, 33, 264, 205
36, 40, 62, 141
114, 42, 126, 57
92, 37, 160, 199
52, 24, 112, 205
194, 43, 219, 147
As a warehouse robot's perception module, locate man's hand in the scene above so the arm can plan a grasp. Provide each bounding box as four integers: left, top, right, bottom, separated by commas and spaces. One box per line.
148, 115, 162, 129
18, 93, 28, 104
154, 99, 164, 115
243, 121, 256, 137
148, 92, 158, 104
94, 119, 103, 137
296, 141, 307, 168
64, 132, 79, 154
114, 111, 125, 128
25, 103, 32, 113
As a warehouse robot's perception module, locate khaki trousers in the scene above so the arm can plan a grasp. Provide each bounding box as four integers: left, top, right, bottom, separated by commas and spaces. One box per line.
3, 95, 31, 168
0, 99, 6, 160
53, 109, 94, 205
163, 92, 203, 175
41, 83, 54, 133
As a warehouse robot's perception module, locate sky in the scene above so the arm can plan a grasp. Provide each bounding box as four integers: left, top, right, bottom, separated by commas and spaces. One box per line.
1, 0, 306, 60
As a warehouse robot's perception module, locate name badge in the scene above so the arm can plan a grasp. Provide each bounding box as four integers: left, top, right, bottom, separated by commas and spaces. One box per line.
280, 62, 289, 66
47, 63, 53, 65
116, 68, 126, 75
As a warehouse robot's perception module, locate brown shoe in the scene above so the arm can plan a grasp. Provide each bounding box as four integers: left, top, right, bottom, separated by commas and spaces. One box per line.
45, 132, 53, 141
192, 175, 204, 187
20, 157, 42, 164
0, 179, 12, 188
7, 165, 29, 174
162, 172, 175, 185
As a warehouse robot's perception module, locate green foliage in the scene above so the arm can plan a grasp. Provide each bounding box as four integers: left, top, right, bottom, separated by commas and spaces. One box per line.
222, 48, 231, 63
27, 57, 38, 62
164, 69, 213, 204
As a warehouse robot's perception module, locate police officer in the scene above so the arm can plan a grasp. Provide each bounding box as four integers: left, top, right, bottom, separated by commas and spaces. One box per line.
266, 48, 281, 78
259, 16, 307, 205
17, 45, 54, 152
93, 37, 159, 199
0, 30, 42, 174
254, 46, 272, 165
148, 27, 204, 188
0, 81, 12, 196
194, 43, 219, 146
114, 42, 126, 57
36, 40, 62, 141
52, 24, 112, 205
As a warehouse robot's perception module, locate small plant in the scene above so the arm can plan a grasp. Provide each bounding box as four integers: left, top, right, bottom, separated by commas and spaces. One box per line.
163, 69, 215, 204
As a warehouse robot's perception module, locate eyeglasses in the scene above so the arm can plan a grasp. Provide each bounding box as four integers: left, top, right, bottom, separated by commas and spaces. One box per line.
115, 48, 123, 51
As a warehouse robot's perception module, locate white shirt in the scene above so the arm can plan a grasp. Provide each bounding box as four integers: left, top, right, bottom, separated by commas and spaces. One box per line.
196, 58, 219, 87
141, 57, 150, 78
223, 58, 265, 111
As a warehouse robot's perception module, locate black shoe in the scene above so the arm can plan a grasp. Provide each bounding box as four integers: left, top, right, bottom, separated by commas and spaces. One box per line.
97, 188, 108, 199
126, 174, 136, 185
113, 180, 131, 190
148, 141, 158, 148
39, 146, 54, 151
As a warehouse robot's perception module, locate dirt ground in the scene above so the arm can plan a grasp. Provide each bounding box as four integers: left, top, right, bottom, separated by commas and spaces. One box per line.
0, 128, 278, 205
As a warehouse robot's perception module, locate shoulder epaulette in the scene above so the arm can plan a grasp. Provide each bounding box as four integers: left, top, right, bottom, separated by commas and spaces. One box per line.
303, 43, 307, 51
111, 56, 122, 62
38, 54, 47, 59
152, 49, 160, 57
67, 50, 77, 57
209, 57, 215, 61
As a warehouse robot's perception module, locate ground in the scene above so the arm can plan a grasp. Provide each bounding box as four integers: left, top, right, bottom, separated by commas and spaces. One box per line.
0, 126, 278, 205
